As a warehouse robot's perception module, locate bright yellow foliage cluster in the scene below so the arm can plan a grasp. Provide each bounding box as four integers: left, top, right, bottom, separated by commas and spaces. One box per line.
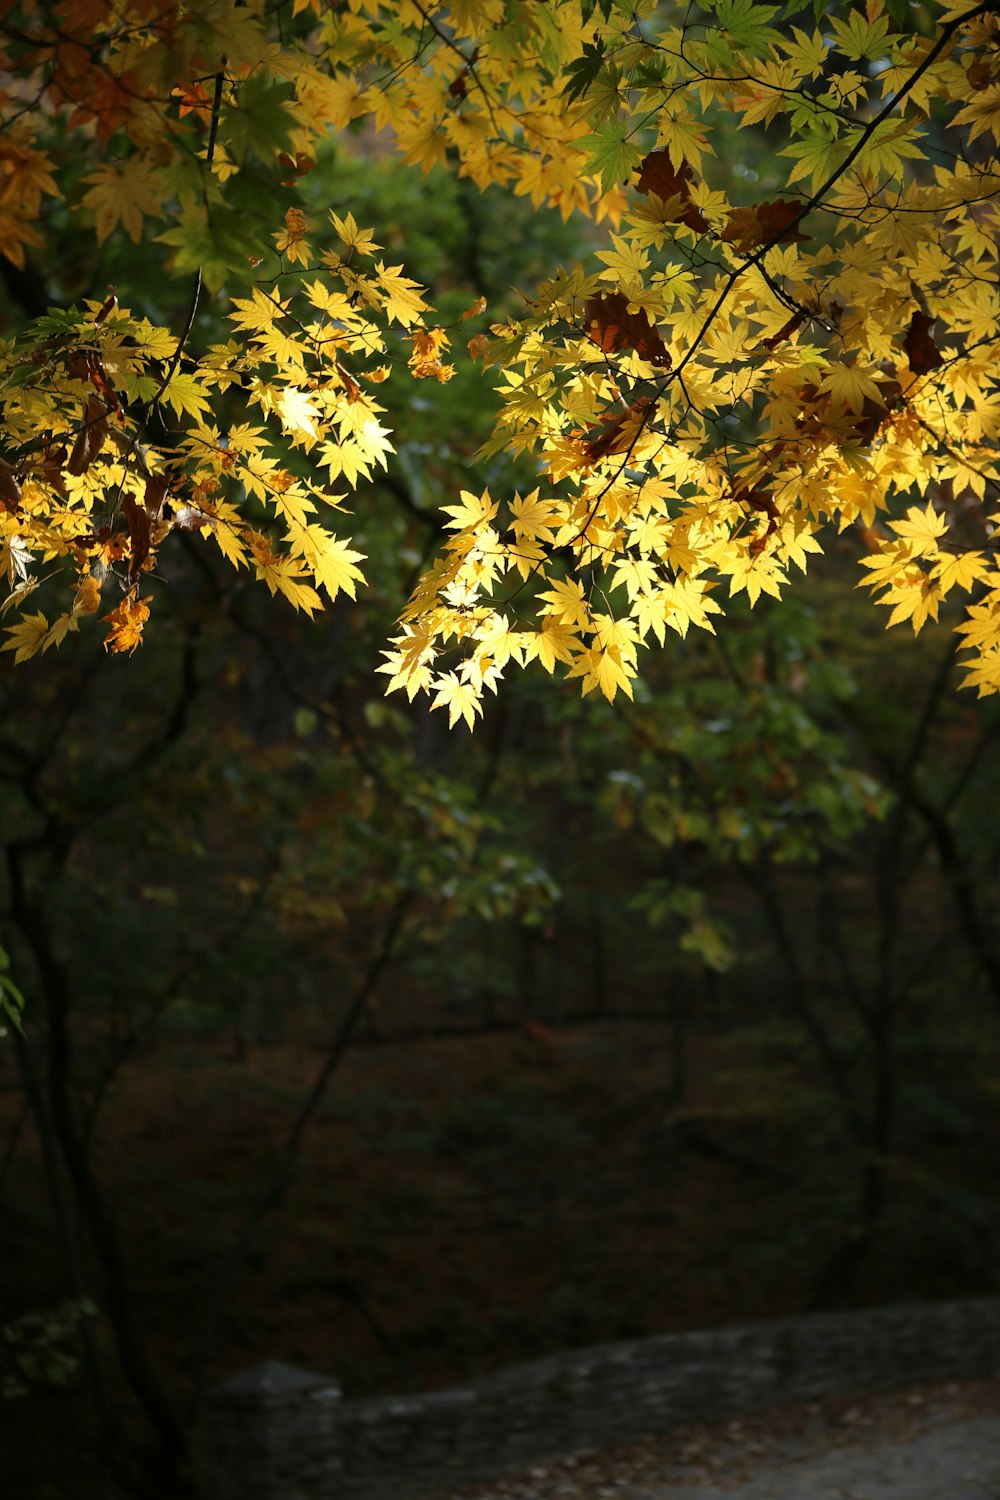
2, 1, 1000, 715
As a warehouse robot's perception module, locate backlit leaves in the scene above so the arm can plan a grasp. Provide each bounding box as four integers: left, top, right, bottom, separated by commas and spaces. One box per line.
1, 0, 999, 711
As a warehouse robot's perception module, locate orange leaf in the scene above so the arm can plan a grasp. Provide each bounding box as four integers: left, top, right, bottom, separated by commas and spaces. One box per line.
102, 595, 149, 655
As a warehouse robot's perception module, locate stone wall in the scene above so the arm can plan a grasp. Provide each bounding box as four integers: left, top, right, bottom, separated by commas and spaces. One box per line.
200, 1297, 1000, 1500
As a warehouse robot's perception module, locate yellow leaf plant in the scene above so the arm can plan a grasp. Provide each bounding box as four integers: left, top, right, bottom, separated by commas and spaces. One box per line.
1, 1, 999, 714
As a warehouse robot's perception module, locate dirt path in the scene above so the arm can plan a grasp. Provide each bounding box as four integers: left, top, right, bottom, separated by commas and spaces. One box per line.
630, 1416, 1000, 1497
442, 1379, 1000, 1500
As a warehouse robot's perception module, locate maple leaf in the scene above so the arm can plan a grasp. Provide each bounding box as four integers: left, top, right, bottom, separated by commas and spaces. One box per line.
430, 671, 483, 730
2, 610, 54, 664
523, 618, 578, 673
287, 522, 366, 601
584, 294, 671, 368
903, 310, 944, 375
408, 328, 455, 382
82, 157, 164, 243
441, 490, 499, 532
566, 643, 635, 702
634, 151, 709, 233
374, 262, 429, 326
273, 207, 311, 266
722, 199, 809, 255
819, 363, 887, 414
888, 501, 948, 557
508, 490, 562, 544
276, 387, 322, 444
579, 120, 643, 193
102, 595, 150, 655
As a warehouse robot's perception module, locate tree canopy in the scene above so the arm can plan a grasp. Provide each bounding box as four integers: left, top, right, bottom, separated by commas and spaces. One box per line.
2, 0, 1000, 720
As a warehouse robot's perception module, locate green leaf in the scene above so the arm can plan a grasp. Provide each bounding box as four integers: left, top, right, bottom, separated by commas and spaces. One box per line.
709, 0, 781, 57
222, 73, 296, 164
156, 203, 259, 291
562, 41, 607, 105
579, 119, 643, 192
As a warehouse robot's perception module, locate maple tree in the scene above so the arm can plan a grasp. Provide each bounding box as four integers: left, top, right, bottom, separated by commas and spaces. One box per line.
2, 0, 1000, 720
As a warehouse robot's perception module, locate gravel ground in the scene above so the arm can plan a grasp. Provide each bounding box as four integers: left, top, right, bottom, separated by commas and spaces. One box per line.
439, 1379, 1000, 1500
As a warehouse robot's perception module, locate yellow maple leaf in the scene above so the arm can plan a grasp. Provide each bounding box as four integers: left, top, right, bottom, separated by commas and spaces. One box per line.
441, 489, 499, 531
274, 207, 311, 265
524, 617, 578, 673
566, 643, 635, 702
276, 386, 322, 445
933, 550, 989, 597
330, 211, 382, 257
888, 501, 948, 557
2, 610, 53, 663
82, 157, 164, 243
374, 262, 429, 326
286, 522, 366, 600
430, 670, 483, 730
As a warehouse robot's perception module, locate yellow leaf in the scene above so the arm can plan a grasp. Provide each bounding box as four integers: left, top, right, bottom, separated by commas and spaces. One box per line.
2, 610, 53, 663
430, 670, 483, 730
82, 157, 163, 243
276, 386, 322, 445
286, 522, 366, 600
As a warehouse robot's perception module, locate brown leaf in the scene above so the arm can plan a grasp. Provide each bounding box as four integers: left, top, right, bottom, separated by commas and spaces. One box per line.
143, 473, 170, 520
277, 152, 315, 185
723, 199, 809, 256
853, 378, 901, 444
734, 481, 779, 522
94, 287, 118, 325
336, 362, 360, 401
122, 494, 151, 582
86, 350, 122, 415
73, 574, 102, 616
758, 311, 805, 351
635, 151, 709, 233
36, 442, 68, 497
581, 397, 653, 464
0, 458, 22, 513
584, 293, 671, 368
902, 310, 943, 375
67, 396, 109, 476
